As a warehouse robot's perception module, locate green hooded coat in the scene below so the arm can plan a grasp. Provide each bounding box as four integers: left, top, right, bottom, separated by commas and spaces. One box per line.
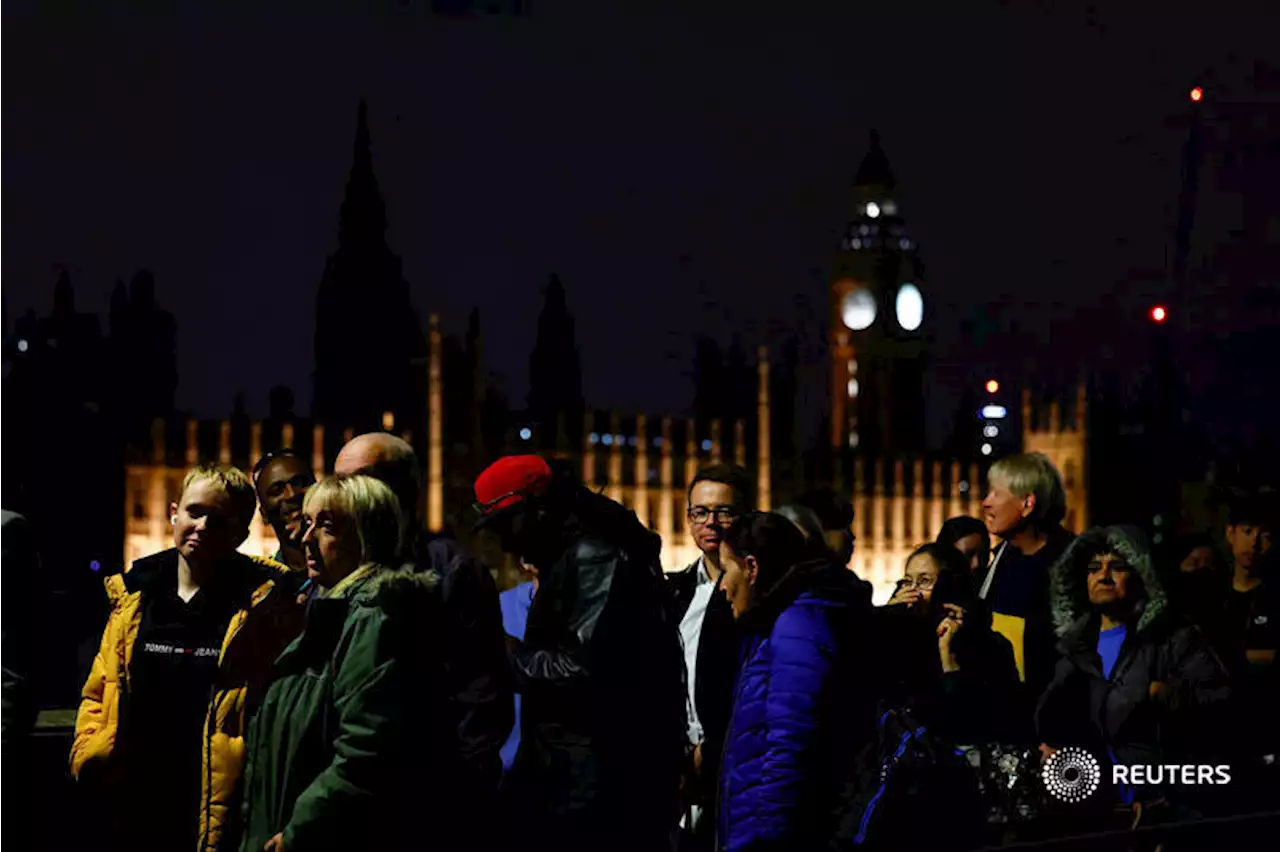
238, 567, 449, 851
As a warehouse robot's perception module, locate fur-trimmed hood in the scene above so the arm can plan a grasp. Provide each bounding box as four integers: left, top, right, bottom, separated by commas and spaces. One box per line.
1049, 525, 1168, 638
345, 563, 442, 615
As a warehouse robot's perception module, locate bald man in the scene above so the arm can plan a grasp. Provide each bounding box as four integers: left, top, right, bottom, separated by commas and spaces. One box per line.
335, 433, 512, 836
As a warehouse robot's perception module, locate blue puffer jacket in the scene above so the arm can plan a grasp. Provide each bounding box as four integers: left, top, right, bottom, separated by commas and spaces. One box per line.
718, 560, 871, 852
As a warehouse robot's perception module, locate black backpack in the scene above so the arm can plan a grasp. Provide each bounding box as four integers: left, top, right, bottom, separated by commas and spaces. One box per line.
837, 705, 984, 850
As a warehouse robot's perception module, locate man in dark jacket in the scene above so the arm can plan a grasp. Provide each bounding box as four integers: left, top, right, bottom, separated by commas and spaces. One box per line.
1037, 526, 1232, 821
475, 455, 687, 852
0, 506, 37, 834
666, 464, 750, 850
335, 434, 512, 828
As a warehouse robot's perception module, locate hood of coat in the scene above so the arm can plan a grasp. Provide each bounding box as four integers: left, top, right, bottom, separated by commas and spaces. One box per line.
350, 564, 442, 615
1050, 525, 1168, 638
741, 558, 868, 634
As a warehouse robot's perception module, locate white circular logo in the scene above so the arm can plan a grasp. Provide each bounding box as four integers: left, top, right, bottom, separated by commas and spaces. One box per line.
1041, 747, 1101, 803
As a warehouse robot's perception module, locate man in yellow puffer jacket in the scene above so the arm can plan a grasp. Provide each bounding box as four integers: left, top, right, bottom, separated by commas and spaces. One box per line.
71, 463, 304, 852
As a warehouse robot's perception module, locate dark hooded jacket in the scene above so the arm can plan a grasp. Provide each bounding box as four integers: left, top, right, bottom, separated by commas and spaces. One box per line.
403, 529, 512, 806
718, 560, 873, 852
505, 489, 687, 849
1036, 526, 1232, 807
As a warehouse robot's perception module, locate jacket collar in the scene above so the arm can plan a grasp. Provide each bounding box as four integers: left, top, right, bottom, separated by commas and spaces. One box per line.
740, 558, 864, 634
125, 548, 284, 609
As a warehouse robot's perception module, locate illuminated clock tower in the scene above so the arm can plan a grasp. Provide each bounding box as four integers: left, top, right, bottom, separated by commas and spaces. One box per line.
830, 130, 928, 455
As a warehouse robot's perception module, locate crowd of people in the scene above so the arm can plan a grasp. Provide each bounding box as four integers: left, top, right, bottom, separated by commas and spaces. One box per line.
3, 437, 1275, 851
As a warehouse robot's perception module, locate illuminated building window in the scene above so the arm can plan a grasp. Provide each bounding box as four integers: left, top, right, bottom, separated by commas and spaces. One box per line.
589, 432, 600, 444
847, 379, 859, 398
848, 431, 860, 448
847, 359, 857, 376
983, 425, 999, 438
882, 200, 898, 216
602, 434, 614, 446
701, 439, 713, 452
865, 202, 881, 218
652, 437, 663, 448
981, 443, 993, 456
851, 238, 863, 250
899, 238, 912, 250
958, 480, 970, 494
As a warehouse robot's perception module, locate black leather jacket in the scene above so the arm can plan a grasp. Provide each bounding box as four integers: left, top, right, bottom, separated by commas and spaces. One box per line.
507, 520, 686, 839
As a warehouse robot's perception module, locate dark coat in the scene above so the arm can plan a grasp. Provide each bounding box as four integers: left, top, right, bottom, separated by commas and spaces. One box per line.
505, 498, 687, 850
667, 559, 739, 800
980, 525, 1073, 700
875, 599, 1026, 746
404, 530, 513, 803
1037, 526, 1233, 806
1, 511, 38, 758
717, 561, 871, 852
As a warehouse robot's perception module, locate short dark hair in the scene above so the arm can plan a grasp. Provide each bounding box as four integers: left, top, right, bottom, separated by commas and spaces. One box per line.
688, 464, 754, 510
796, 487, 854, 531
251, 448, 309, 487
937, 516, 987, 550
904, 541, 977, 609
721, 511, 808, 602
1171, 532, 1222, 568
1227, 488, 1278, 530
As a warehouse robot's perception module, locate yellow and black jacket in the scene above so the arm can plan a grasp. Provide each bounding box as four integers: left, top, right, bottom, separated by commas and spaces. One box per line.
71, 549, 304, 852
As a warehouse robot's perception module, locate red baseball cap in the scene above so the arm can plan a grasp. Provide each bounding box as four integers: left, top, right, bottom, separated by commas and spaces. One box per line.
473, 455, 554, 528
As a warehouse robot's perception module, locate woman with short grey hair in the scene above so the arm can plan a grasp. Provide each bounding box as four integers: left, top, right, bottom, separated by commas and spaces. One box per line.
239, 473, 450, 852
977, 452, 1075, 699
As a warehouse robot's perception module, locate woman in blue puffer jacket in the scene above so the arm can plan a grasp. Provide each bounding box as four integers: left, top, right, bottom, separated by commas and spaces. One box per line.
716, 511, 873, 852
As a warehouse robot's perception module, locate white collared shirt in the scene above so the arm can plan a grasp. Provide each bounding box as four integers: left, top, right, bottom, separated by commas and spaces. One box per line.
679, 556, 716, 746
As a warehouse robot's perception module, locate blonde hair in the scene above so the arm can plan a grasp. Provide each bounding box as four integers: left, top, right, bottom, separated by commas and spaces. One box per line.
988, 452, 1067, 527
182, 463, 258, 530
303, 474, 405, 568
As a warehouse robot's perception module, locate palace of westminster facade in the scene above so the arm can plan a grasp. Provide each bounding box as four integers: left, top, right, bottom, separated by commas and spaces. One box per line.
120, 122, 1088, 602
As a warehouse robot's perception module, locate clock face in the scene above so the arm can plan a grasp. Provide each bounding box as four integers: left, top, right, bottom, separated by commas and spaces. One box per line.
895, 283, 924, 331
841, 288, 877, 331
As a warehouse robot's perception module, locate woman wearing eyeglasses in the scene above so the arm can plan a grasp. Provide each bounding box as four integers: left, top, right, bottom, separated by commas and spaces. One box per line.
880, 543, 1025, 745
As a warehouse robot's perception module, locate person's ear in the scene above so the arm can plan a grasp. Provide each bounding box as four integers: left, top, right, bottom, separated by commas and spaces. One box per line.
169, 501, 179, 525
745, 554, 760, 588
1021, 493, 1037, 520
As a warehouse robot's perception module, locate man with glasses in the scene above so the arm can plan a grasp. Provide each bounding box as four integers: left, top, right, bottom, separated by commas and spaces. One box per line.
667, 464, 753, 851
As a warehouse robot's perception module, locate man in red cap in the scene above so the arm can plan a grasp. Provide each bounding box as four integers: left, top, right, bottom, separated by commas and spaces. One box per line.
475, 455, 687, 852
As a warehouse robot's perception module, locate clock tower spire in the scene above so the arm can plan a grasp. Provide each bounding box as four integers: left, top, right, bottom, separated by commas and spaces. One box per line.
829, 130, 928, 455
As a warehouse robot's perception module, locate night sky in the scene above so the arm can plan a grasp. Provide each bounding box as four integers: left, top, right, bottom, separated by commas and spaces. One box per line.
5, 1, 1276, 444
